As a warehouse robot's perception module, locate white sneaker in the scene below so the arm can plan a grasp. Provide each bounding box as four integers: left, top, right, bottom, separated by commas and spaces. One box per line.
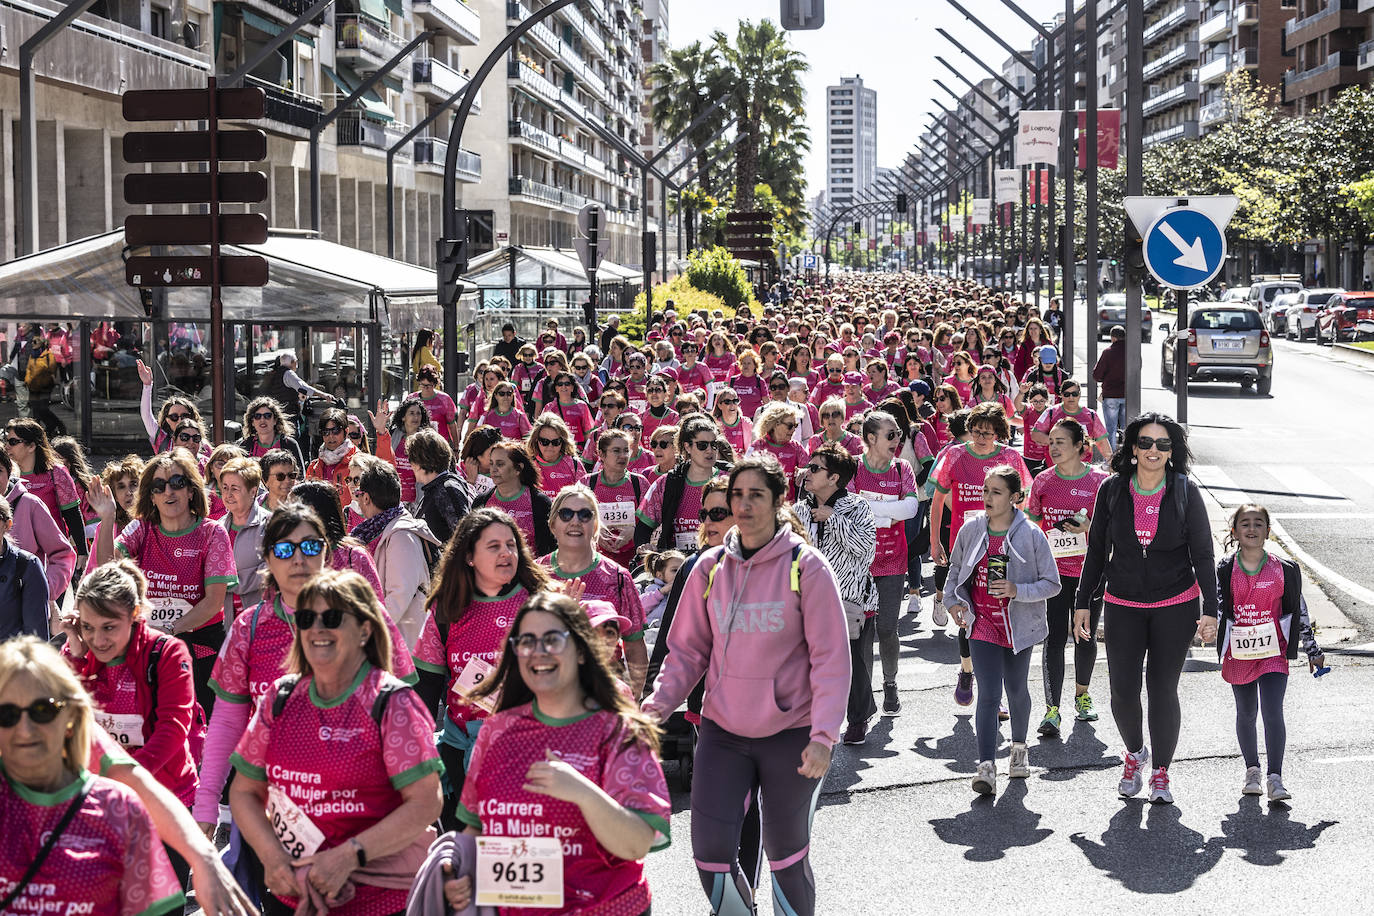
1118, 746, 1149, 797
932, 600, 949, 627
1266, 773, 1291, 802
1242, 766, 1263, 796
972, 760, 997, 796
1008, 743, 1030, 779
906, 592, 922, 618
1148, 767, 1173, 805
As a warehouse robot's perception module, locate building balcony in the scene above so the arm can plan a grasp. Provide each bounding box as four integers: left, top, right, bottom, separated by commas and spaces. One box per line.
412, 58, 480, 109
1199, 98, 1230, 126
1234, 2, 1259, 25
335, 14, 403, 72
1142, 119, 1199, 148
1144, 2, 1199, 46
1361, 39, 1374, 70
1234, 46, 1256, 68
1285, 0, 1362, 48
1198, 53, 1229, 83
1143, 40, 1199, 81
508, 59, 563, 105
245, 75, 323, 131
250, 0, 328, 24
507, 2, 563, 58
508, 176, 587, 212
337, 111, 409, 153
414, 0, 480, 45
1198, 9, 1230, 43
414, 137, 481, 181
1284, 49, 1361, 100
1143, 81, 1200, 116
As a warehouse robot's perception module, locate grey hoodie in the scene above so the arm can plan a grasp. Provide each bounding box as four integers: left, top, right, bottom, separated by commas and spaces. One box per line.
944, 509, 1061, 653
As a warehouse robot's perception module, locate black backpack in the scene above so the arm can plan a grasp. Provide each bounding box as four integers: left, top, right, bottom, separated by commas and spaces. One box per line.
272, 672, 408, 724
144, 634, 208, 761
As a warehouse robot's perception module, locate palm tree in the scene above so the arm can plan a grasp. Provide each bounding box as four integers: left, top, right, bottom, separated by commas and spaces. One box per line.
648, 42, 729, 190
710, 19, 809, 210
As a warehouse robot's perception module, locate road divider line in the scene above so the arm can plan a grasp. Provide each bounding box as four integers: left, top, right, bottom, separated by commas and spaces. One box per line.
1261, 464, 1346, 504
1271, 513, 1374, 520
1192, 464, 1252, 506
1312, 755, 1374, 765
1271, 518, 1374, 608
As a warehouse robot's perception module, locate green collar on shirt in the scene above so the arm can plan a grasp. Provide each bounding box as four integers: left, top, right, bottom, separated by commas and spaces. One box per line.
494, 486, 528, 503
1238, 551, 1269, 576
108, 654, 127, 666
273, 596, 292, 625
2, 763, 91, 806
531, 699, 599, 727
158, 519, 203, 538
964, 442, 1001, 460
550, 550, 600, 580
1131, 475, 1166, 497
598, 471, 630, 489
308, 660, 372, 709
862, 455, 893, 475
473, 583, 524, 604
1054, 466, 1092, 481
988, 527, 1009, 537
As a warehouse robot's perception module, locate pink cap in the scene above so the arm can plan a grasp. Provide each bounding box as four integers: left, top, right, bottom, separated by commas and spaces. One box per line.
583, 600, 632, 635
843, 371, 865, 385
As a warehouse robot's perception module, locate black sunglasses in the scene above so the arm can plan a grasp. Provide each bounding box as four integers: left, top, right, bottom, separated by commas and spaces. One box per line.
769, 383, 788, 391
1136, 435, 1174, 452
177, 432, 202, 443
556, 507, 595, 523
348, 431, 363, 441
718, 397, 739, 405
5, 437, 25, 447
271, 471, 300, 482
150, 474, 190, 494
537, 436, 562, 448
651, 439, 675, 448
619, 422, 642, 431
271, 538, 325, 560
251, 411, 275, 422
320, 425, 345, 435
294, 607, 358, 630
166, 412, 191, 424
0, 697, 67, 728
690, 439, 717, 450
699, 505, 731, 522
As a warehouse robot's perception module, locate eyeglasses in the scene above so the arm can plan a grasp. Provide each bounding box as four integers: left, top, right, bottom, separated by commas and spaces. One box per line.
804, 463, 827, 475
293, 607, 358, 630
150, 474, 190, 494
536, 436, 563, 449
271, 471, 300, 483
271, 538, 326, 560
556, 507, 595, 523
769, 383, 788, 391
0, 698, 67, 728
176, 432, 202, 443
166, 412, 191, 424
320, 425, 344, 435
619, 422, 642, 431
510, 630, 571, 656
778, 420, 798, 430
1136, 436, 1174, 453
691, 438, 717, 450
699, 506, 731, 522
881, 430, 902, 442
252, 411, 275, 422
1062, 389, 1081, 398
970, 429, 997, 440
821, 411, 843, 420
651, 439, 674, 448
718, 397, 739, 405
828, 368, 843, 375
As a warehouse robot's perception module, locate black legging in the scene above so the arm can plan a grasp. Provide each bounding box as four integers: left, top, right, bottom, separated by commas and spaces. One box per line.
1042, 574, 1103, 708
182, 621, 226, 721
1103, 597, 1199, 769
932, 512, 971, 662
1233, 671, 1288, 775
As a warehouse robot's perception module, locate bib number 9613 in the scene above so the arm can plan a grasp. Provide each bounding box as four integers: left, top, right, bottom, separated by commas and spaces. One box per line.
475, 836, 564, 908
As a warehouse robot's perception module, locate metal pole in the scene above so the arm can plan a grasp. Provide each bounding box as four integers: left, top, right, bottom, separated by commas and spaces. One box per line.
1062, 0, 1076, 374
1125, 0, 1144, 422
661, 178, 669, 279
1086, 0, 1100, 408
208, 76, 224, 442
388, 75, 481, 258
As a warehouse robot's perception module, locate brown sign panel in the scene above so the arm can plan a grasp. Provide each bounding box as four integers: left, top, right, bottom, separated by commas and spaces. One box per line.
123, 130, 268, 164
126, 255, 269, 288
124, 171, 268, 206
122, 87, 266, 122
124, 213, 269, 246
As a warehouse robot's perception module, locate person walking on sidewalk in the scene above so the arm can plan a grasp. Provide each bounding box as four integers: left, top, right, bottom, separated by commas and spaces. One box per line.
1093, 326, 1127, 448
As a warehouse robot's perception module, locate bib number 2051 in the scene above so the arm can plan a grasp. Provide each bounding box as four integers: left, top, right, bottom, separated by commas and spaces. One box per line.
476, 836, 564, 908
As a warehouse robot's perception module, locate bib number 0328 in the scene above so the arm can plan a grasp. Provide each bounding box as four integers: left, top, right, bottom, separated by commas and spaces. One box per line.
475, 835, 564, 908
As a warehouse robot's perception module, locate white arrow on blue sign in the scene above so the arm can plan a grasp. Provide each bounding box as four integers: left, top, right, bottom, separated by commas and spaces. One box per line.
1143, 207, 1227, 289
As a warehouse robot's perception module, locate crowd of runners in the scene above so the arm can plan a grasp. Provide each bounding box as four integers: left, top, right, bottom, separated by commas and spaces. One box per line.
0, 270, 1329, 916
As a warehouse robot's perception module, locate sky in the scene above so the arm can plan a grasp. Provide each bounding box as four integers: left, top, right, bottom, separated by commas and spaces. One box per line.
668, 0, 1064, 198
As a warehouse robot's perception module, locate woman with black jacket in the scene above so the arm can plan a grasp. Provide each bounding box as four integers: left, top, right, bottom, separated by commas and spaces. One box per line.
1074, 413, 1218, 806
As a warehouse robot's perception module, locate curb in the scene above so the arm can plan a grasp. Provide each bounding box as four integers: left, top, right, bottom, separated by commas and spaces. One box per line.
1332, 342, 1374, 366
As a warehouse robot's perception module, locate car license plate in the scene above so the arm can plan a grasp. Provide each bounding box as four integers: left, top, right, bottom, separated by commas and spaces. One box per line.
1213, 338, 1245, 351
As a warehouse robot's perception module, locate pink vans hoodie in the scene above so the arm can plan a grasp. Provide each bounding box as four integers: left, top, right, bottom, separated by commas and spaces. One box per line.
645, 524, 850, 748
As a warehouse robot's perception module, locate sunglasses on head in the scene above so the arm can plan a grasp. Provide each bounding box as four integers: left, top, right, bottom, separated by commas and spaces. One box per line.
271, 538, 325, 560
271, 471, 300, 483
537, 436, 562, 448
151, 474, 190, 494
294, 606, 358, 630
252, 411, 275, 422
556, 507, 595, 523
0, 698, 68, 728
1136, 435, 1173, 452
699, 505, 731, 522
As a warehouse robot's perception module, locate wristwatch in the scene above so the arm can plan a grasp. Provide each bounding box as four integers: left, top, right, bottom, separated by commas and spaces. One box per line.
349, 837, 367, 868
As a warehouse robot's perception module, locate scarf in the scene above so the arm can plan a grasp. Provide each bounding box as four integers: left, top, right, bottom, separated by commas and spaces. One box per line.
351, 505, 404, 547
319, 439, 355, 467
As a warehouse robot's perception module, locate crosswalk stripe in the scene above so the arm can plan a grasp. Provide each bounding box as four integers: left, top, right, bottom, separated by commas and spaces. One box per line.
1192, 464, 1252, 505
1346, 465, 1374, 493
1260, 465, 1346, 504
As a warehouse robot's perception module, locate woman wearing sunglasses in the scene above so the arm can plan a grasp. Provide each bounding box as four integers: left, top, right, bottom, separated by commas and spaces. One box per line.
90, 452, 235, 720
706, 330, 739, 383
442, 590, 670, 916
942, 351, 978, 406
194, 503, 412, 833
712, 387, 755, 457
345, 415, 371, 455
808, 398, 863, 457
640, 376, 680, 442
539, 486, 649, 696
635, 416, 724, 552
409, 365, 459, 445
727, 347, 768, 419
568, 352, 604, 404
4, 419, 86, 558
305, 407, 358, 508
528, 415, 583, 498
748, 402, 808, 500
931, 383, 963, 448
370, 395, 430, 505
471, 440, 556, 557
476, 381, 533, 442
259, 449, 302, 513
237, 397, 305, 473
1074, 414, 1216, 805
0, 636, 187, 916
644, 423, 679, 483
137, 357, 204, 456
588, 429, 649, 569
412, 508, 551, 824
540, 371, 595, 452
229, 569, 443, 915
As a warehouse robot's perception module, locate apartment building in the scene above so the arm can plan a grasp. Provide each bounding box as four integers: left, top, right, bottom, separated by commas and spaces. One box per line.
638, 0, 678, 257
1284, 0, 1366, 113
459, 0, 651, 270
0, 0, 486, 266
826, 75, 877, 208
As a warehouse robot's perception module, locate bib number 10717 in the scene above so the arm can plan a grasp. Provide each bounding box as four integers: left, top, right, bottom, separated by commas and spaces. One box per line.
476, 836, 564, 908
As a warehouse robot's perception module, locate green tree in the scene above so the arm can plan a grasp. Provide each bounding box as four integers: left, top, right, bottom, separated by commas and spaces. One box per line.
647, 41, 729, 191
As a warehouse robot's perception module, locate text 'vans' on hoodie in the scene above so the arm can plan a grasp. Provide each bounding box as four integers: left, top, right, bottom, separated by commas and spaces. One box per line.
644, 524, 851, 748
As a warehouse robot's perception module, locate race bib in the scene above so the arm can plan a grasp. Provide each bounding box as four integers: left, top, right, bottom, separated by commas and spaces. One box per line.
628, 399, 648, 413
599, 500, 634, 529
456, 656, 499, 713
673, 528, 698, 551
147, 596, 193, 631
476, 836, 564, 909
267, 783, 326, 859
1230, 622, 1280, 661
1048, 529, 1088, 560
95, 711, 145, 747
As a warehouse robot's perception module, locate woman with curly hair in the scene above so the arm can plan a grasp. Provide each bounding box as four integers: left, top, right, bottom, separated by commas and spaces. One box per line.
236, 396, 305, 471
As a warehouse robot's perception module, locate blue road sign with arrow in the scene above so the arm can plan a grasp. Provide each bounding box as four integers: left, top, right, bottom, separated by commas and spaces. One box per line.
1142, 206, 1228, 290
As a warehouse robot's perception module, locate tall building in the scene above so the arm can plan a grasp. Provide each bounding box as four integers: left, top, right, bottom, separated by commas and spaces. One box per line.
1283, 0, 1366, 114
639, 0, 677, 257
826, 75, 877, 208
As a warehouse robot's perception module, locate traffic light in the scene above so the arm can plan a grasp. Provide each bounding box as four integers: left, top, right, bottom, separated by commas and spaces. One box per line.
436, 221, 468, 308
896, 193, 908, 215
1124, 214, 1147, 285
780, 0, 824, 30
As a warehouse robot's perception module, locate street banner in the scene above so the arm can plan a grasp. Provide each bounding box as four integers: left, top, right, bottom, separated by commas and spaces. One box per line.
994, 169, 1021, 203
1016, 110, 1063, 165
970, 199, 991, 226
868, 238, 878, 250
1077, 109, 1122, 169
1027, 169, 1052, 205
927, 224, 941, 240
893, 234, 903, 246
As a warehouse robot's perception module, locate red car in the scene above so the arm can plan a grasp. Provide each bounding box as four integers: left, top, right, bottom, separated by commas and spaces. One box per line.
1316, 292, 1374, 345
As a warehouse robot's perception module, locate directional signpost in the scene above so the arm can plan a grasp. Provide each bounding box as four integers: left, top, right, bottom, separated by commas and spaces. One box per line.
1124, 195, 1238, 422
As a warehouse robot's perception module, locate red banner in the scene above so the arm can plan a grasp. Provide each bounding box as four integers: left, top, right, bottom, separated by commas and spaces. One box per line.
1077, 109, 1121, 169
868, 239, 878, 250
893, 234, 903, 246
846, 240, 854, 251
1026, 169, 1052, 205
916, 231, 928, 245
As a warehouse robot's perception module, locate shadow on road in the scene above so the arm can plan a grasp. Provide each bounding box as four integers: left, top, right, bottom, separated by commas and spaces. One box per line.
911, 714, 979, 774
1218, 796, 1337, 866
1033, 719, 1120, 782
1070, 800, 1224, 893
822, 718, 900, 803
927, 780, 1054, 861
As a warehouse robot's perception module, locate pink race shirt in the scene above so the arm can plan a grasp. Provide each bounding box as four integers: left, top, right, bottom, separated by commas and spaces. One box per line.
717, 416, 751, 457
22, 466, 80, 530
412, 586, 529, 733
1222, 553, 1290, 685
808, 379, 844, 407
540, 552, 646, 640
545, 401, 595, 447
0, 769, 185, 916
969, 533, 1012, 648
588, 473, 646, 570
1130, 479, 1166, 546
705, 353, 737, 382
1034, 404, 1108, 448
481, 408, 534, 441
934, 444, 1032, 542
116, 518, 236, 648
1021, 405, 1049, 464
331, 541, 386, 597
1027, 466, 1108, 578
231, 665, 442, 916
458, 704, 671, 916
637, 472, 717, 551
640, 406, 680, 442
415, 391, 459, 441
853, 457, 918, 577
729, 374, 768, 418
490, 487, 537, 548
674, 362, 713, 396
807, 432, 864, 457
536, 455, 583, 498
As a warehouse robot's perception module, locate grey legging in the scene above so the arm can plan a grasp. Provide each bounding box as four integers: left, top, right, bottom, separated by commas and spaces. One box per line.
692, 720, 825, 916
968, 638, 1034, 761
875, 573, 906, 685
1233, 671, 1288, 775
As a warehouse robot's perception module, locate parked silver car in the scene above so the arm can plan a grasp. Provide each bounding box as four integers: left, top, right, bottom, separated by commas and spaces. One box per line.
1095, 293, 1153, 342
1161, 304, 1273, 395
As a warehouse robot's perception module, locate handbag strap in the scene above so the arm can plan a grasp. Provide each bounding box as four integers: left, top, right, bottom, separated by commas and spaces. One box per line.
0, 776, 92, 911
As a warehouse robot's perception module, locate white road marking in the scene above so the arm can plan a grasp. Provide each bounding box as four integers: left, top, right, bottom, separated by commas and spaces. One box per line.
1312, 755, 1374, 765
1270, 518, 1374, 607
1345, 465, 1374, 493
1260, 464, 1347, 504
1271, 513, 1374, 520
1192, 464, 1252, 505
